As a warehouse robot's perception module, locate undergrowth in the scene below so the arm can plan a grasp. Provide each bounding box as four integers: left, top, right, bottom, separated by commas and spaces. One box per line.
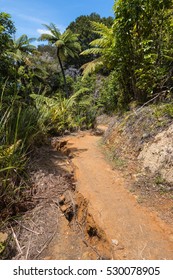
0, 80, 98, 222
154, 103, 173, 119
0, 89, 41, 220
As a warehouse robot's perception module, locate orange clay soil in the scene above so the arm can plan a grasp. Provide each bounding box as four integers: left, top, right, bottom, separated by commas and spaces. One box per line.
64, 131, 173, 260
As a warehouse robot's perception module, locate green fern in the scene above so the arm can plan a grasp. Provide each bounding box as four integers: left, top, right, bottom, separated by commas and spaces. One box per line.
81, 58, 104, 78
80, 21, 115, 77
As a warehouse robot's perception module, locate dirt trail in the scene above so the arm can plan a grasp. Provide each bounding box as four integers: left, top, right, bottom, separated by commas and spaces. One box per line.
65, 131, 173, 260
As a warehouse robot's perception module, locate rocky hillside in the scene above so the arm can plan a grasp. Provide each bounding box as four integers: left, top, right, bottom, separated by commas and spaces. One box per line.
138, 123, 173, 185
100, 104, 173, 223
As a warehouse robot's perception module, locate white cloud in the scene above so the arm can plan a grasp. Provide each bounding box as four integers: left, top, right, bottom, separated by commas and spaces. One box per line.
37, 25, 65, 35
37, 29, 52, 35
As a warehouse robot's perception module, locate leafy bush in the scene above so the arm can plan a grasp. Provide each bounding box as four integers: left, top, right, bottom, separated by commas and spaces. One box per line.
31, 88, 97, 133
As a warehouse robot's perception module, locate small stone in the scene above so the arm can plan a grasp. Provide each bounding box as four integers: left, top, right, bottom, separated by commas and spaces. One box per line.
64, 130, 70, 135
60, 204, 70, 212
142, 133, 150, 140
111, 239, 119, 246
0, 232, 8, 243
58, 195, 65, 205
117, 245, 125, 250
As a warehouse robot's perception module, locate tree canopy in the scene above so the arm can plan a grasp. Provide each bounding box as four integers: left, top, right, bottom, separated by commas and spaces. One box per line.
0, 12, 16, 83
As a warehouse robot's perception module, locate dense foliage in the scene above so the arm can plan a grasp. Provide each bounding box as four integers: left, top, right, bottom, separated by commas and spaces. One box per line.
82, 0, 173, 109
0, 12, 15, 86
0, 12, 98, 215
0, 0, 173, 221
113, 0, 173, 105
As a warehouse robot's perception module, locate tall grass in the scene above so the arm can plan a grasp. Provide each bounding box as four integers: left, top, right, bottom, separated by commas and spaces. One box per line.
0, 85, 40, 212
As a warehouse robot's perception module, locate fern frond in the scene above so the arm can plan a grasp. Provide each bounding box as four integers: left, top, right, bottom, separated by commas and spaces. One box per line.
90, 21, 112, 35
38, 33, 56, 43
74, 88, 90, 96
15, 34, 28, 46
42, 23, 61, 37
81, 58, 104, 78
80, 48, 103, 56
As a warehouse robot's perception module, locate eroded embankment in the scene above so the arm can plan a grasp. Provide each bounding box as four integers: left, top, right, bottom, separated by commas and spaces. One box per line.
101, 108, 173, 226
55, 190, 113, 260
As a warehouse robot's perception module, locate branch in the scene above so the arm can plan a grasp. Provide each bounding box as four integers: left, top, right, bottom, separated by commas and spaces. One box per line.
13, 219, 40, 235
11, 226, 23, 255
135, 91, 165, 113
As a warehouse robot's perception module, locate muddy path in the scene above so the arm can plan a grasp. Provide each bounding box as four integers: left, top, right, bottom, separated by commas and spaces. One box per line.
62, 131, 173, 260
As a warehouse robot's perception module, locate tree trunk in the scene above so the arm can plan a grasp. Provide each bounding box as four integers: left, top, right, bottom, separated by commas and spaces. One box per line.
57, 50, 68, 98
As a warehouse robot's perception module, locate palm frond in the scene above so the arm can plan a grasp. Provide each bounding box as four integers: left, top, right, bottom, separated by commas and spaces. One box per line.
74, 87, 90, 96
72, 41, 81, 51
38, 23, 61, 44
14, 34, 36, 55
28, 37, 37, 43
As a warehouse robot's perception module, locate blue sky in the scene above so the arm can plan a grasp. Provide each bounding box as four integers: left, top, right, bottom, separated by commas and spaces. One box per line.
0, 0, 115, 39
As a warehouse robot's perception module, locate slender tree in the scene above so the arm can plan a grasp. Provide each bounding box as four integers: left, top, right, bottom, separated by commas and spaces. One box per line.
38, 23, 81, 98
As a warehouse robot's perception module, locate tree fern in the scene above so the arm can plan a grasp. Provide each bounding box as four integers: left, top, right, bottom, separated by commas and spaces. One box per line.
38, 24, 81, 97
80, 21, 115, 77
